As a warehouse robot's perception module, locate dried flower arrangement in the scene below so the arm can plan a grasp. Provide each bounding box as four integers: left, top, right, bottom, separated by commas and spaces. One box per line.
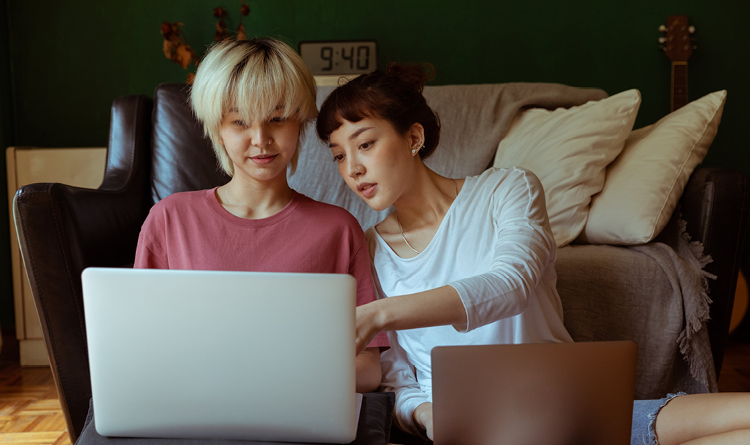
160, 1, 251, 84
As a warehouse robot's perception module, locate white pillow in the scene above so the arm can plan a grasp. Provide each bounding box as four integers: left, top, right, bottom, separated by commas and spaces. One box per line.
579, 90, 727, 245
493, 89, 641, 247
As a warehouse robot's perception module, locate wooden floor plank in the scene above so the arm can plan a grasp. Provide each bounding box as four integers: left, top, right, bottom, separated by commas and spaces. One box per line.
52, 432, 72, 445
0, 401, 31, 416
0, 415, 44, 433
0, 431, 65, 443
29, 413, 66, 433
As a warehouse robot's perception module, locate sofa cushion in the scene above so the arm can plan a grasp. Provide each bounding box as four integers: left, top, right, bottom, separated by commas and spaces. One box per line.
579, 90, 727, 245
493, 90, 641, 247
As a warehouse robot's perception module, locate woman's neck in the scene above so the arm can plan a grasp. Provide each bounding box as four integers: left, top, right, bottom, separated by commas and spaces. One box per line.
392, 164, 456, 231
217, 174, 294, 220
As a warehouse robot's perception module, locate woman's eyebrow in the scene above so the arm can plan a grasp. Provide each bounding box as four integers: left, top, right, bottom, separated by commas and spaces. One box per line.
349, 127, 374, 140
329, 126, 375, 148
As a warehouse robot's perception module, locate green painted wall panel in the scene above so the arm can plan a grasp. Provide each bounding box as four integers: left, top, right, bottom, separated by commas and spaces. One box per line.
1, 0, 749, 329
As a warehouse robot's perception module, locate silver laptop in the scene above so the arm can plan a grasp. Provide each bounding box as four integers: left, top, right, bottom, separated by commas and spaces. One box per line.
82, 267, 361, 443
432, 341, 637, 445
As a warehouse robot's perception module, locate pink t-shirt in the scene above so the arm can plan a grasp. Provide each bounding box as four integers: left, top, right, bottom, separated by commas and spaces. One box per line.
134, 187, 389, 348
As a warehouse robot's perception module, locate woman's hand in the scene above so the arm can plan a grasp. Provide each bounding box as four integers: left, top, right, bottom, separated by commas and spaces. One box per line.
355, 301, 385, 354
413, 402, 434, 440
355, 288, 467, 354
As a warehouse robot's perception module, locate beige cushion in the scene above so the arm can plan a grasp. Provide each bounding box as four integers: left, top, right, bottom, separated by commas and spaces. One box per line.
493, 89, 641, 247
579, 90, 727, 245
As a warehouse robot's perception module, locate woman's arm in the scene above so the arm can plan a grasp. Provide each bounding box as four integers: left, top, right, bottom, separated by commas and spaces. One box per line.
355, 347, 382, 393
355, 285, 465, 353
356, 168, 556, 353
381, 331, 433, 437
412, 403, 434, 440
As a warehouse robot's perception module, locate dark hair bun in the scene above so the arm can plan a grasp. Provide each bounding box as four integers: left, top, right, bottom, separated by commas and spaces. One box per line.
385, 63, 435, 94
317, 62, 441, 160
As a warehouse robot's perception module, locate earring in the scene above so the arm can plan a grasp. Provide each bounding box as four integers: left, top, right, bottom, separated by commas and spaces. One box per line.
412, 141, 425, 155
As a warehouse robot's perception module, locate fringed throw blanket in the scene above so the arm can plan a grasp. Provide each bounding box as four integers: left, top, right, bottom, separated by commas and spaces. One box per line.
630, 209, 717, 393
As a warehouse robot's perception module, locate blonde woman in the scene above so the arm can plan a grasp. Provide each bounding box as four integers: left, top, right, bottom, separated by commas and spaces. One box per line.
134, 38, 388, 392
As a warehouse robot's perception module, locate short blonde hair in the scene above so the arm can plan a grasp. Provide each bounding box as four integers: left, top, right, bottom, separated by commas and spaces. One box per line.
190, 38, 317, 176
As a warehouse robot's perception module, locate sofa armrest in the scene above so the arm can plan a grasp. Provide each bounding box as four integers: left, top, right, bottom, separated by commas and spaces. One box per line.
679, 166, 750, 377
12, 94, 152, 442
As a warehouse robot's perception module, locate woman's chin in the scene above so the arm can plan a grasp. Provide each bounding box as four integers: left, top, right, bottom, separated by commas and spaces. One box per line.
363, 198, 391, 212
347, 185, 393, 211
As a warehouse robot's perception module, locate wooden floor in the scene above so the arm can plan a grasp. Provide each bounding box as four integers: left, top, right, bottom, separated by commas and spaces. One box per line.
0, 340, 747, 445
0, 361, 70, 445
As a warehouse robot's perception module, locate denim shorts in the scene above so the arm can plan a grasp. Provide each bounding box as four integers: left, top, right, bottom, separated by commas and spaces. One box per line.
631, 392, 687, 445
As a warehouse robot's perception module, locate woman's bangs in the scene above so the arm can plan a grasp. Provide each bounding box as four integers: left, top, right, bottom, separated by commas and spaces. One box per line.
226, 70, 282, 122
319, 90, 375, 141
277, 66, 316, 122
225, 59, 312, 123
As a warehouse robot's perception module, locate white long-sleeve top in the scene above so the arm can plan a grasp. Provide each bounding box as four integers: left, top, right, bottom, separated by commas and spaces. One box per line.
366, 167, 573, 435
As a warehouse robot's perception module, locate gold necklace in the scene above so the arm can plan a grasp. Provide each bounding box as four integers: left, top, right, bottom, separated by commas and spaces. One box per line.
396, 179, 458, 255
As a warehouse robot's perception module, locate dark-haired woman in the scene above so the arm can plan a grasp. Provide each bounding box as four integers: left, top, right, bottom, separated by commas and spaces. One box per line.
316, 64, 750, 445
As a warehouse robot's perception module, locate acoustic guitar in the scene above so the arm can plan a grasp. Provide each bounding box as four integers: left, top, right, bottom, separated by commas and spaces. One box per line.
661, 17, 750, 332
659, 15, 695, 111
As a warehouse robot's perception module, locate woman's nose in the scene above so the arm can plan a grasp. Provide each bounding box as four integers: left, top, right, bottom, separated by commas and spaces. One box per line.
347, 158, 364, 178
250, 124, 271, 148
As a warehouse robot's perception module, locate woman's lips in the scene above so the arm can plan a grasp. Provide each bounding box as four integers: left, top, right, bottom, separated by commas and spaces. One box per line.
359, 183, 377, 198
251, 154, 277, 165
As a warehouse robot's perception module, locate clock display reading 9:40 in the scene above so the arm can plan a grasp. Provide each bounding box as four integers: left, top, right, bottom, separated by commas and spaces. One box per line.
298, 40, 378, 76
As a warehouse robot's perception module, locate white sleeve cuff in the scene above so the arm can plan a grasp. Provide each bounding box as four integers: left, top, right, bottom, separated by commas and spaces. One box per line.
393, 392, 431, 437
448, 283, 470, 333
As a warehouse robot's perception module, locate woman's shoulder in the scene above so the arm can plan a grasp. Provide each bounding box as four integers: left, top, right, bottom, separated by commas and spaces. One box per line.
470, 166, 540, 185
294, 192, 363, 230
465, 167, 544, 197
147, 188, 214, 217
139, 189, 215, 242
467, 167, 550, 227
156, 188, 211, 206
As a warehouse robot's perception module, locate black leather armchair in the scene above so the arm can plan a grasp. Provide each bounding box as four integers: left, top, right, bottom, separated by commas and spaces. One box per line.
13, 84, 230, 441
12, 83, 750, 442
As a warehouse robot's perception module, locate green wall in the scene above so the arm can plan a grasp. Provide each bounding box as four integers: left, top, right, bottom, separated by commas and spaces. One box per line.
1, 0, 749, 328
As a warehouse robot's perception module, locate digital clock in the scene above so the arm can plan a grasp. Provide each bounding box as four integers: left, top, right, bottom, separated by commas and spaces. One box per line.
298, 40, 378, 76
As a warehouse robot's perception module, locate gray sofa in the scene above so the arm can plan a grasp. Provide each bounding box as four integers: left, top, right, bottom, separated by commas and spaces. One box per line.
13, 82, 749, 442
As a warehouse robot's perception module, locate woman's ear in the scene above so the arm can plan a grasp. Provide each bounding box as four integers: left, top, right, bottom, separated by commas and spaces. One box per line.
216, 125, 225, 147
408, 122, 426, 155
